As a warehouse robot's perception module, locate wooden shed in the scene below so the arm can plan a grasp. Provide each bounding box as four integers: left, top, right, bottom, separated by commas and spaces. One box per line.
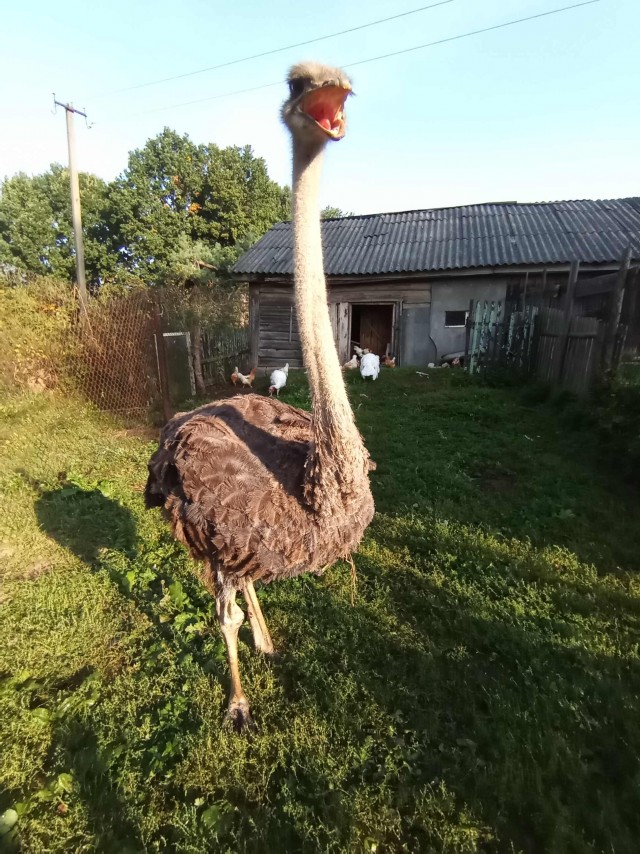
232, 198, 640, 370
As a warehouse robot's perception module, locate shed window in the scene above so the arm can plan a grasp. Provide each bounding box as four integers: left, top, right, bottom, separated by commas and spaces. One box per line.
445, 310, 468, 328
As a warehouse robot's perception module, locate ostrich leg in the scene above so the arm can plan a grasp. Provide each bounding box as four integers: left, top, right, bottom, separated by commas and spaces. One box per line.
216, 585, 252, 729
244, 579, 275, 655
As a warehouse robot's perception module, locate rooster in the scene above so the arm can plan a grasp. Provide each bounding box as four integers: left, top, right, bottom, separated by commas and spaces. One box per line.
360, 352, 380, 381
268, 363, 289, 396
231, 366, 256, 388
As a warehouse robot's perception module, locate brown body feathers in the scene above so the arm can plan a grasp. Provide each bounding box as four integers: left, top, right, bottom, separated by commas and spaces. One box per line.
145, 394, 373, 587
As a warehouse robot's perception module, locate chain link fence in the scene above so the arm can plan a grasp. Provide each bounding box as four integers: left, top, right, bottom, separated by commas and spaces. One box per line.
1, 276, 250, 424
71, 289, 159, 416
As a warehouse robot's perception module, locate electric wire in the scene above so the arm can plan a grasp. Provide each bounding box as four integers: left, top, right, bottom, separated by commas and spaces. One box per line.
96, 0, 455, 98
113, 0, 600, 121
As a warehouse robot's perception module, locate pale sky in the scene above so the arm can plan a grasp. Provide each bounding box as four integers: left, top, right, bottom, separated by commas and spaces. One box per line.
1, 0, 638, 215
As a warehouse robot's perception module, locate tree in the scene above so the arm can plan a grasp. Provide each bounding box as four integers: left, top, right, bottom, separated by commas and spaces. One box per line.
0, 165, 112, 284
0, 128, 304, 292
321, 205, 352, 219
159, 234, 248, 395
107, 129, 291, 281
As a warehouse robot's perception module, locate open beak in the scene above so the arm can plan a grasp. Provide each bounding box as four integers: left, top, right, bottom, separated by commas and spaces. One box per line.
299, 84, 351, 139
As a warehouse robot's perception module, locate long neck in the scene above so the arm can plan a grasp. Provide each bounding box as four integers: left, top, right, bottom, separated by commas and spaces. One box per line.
291, 141, 368, 510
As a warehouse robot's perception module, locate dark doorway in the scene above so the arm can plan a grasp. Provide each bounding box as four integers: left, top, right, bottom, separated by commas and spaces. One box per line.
350, 304, 394, 356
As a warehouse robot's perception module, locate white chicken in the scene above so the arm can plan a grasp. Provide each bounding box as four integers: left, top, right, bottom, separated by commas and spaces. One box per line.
353, 345, 364, 358
268, 363, 289, 396
360, 352, 380, 381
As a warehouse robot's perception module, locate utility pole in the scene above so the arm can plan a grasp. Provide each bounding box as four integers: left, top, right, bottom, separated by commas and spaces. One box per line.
54, 97, 88, 314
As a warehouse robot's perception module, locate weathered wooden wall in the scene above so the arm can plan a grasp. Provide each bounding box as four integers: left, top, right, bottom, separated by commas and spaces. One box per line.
250, 278, 431, 368
252, 284, 302, 369
248, 265, 630, 370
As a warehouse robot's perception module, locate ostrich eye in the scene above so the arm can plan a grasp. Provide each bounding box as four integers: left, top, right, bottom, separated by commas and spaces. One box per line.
288, 78, 307, 99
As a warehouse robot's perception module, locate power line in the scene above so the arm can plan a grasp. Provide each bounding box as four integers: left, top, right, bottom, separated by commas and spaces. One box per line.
97, 1, 455, 98
347, 0, 601, 69
115, 0, 600, 120
127, 81, 283, 117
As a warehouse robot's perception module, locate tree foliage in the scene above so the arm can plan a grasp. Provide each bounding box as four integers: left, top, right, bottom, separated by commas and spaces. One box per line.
0, 165, 112, 283
320, 205, 352, 219
0, 128, 293, 287
106, 128, 291, 281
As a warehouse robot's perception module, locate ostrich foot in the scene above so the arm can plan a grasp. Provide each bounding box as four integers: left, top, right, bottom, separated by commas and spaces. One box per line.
227, 696, 254, 732
216, 584, 254, 733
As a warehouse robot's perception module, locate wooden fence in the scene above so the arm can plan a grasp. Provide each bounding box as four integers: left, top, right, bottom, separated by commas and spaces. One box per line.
534, 308, 602, 396
201, 327, 250, 387
466, 300, 604, 396
466, 300, 537, 375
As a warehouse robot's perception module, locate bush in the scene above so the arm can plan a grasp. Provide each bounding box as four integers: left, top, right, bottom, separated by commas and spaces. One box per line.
0, 274, 77, 393
593, 381, 640, 479
540, 375, 640, 484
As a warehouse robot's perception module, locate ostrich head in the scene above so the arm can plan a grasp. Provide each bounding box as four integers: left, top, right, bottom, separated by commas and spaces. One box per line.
281, 61, 352, 146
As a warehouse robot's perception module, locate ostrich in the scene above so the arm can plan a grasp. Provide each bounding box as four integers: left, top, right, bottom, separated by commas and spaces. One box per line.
145, 62, 374, 728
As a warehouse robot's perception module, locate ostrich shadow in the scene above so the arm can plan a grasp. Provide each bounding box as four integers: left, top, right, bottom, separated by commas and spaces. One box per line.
32, 483, 314, 848
33, 484, 145, 850
35, 482, 138, 565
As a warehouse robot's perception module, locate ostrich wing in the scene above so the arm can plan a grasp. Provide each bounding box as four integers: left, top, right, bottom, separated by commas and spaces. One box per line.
145, 394, 316, 585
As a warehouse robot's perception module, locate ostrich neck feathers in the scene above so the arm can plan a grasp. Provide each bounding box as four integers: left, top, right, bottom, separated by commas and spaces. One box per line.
291, 144, 369, 514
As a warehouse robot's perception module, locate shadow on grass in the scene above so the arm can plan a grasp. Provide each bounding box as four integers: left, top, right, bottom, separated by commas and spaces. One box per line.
30, 484, 640, 852
35, 483, 138, 564
61, 725, 145, 854
265, 557, 640, 853
32, 486, 145, 850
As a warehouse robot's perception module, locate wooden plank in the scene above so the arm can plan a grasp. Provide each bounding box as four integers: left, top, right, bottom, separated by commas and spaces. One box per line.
259, 308, 297, 318
602, 245, 632, 378
464, 298, 473, 366
556, 261, 580, 384
258, 347, 304, 359
328, 281, 431, 305
260, 288, 294, 301
249, 284, 259, 367
258, 319, 299, 329
574, 271, 617, 299
329, 302, 338, 347
259, 331, 301, 343
468, 300, 480, 374
337, 302, 350, 363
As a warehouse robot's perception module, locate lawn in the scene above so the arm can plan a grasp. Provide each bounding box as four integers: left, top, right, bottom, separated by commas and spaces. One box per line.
1, 369, 640, 853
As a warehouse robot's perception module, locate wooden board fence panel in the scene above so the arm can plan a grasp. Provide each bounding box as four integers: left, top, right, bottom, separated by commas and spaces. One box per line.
562, 315, 601, 396
535, 308, 565, 385
201, 327, 250, 386
533, 308, 602, 395
467, 300, 603, 396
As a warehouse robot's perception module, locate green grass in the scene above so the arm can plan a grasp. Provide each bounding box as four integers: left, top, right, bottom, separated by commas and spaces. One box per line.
1, 370, 640, 853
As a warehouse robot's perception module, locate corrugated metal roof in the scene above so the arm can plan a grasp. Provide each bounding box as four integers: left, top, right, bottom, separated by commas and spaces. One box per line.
232, 198, 640, 277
